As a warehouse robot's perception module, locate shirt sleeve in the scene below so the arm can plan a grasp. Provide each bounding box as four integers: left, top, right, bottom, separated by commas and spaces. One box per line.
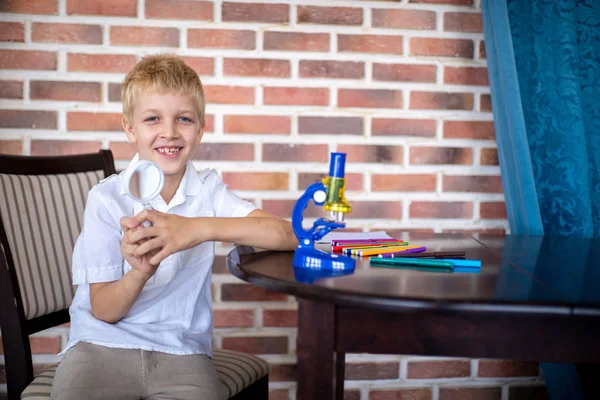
72, 186, 124, 285
210, 171, 257, 218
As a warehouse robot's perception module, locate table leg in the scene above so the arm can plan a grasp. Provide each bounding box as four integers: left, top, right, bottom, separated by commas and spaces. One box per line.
296, 299, 337, 400
336, 352, 346, 400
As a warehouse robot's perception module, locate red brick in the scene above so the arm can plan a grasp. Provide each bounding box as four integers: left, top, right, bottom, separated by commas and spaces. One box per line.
262, 199, 320, 219
373, 63, 436, 83
444, 121, 495, 140
146, 0, 212, 20
204, 115, 214, 132
0, 0, 57, 14
0, 80, 23, 98
480, 148, 498, 165
223, 2, 288, 23
181, 57, 214, 76
224, 58, 290, 78
188, 29, 255, 50
299, 116, 363, 135
32, 23, 102, 44
0, 110, 56, 129
445, 67, 488, 86
213, 309, 254, 328
371, 174, 436, 192
30, 140, 101, 156
410, 38, 473, 58
350, 201, 402, 219
443, 228, 505, 236
263, 144, 328, 162
263, 309, 297, 327
407, 360, 470, 379
0, 50, 56, 70
338, 34, 403, 55
108, 82, 121, 102
508, 386, 548, 400
264, 32, 329, 52
444, 12, 483, 32
410, 92, 473, 110
269, 389, 291, 400
0, 22, 24, 42
29, 336, 61, 354
263, 87, 328, 106
370, 388, 432, 400
443, 175, 503, 193
299, 60, 364, 79
222, 172, 288, 191
67, 112, 122, 131
480, 202, 507, 219
204, 85, 254, 104
298, 6, 362, 25
68, 53, 136, 73
193, 143, 254, 161
109, 142, 136, 160
345, 390, 361, 400
222, 336, 288, 355
270, 363, 297, 382
338, 89, 403, 109
372, 9, 436, 30
224, 115, 290, 134
479, 41, 486, 59
410, 0, 472, 4
372, 118, 436, 137
439, 387, 501, 400
480, 94, 492, 111
478, 360, 538, 377
338, 144, 403, 163
221, 283, 287, 301
110, 27, 178, 47
31, 81, 101, 102
299, 173, 363, 191
67, 0, 136, 16
410, 147, 472, 165
346, 362, 399, 380
0, 140, 23, 155
410, 201, 473, 219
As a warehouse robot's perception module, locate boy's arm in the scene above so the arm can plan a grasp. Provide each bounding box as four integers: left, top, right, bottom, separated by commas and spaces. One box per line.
125, 209, 298, 266
89, 220, 160, 324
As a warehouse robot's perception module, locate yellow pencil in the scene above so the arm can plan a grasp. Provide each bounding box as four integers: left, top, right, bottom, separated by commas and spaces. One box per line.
357, 245, 423, 257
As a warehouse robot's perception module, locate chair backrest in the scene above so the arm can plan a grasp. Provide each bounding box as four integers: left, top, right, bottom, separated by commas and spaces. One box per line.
0, 150, 116, 400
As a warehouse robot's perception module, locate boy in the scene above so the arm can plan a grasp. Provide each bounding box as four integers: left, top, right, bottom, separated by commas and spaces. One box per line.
50, 54, 297, 400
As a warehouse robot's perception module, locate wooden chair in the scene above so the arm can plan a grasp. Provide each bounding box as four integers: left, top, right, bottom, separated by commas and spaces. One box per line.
0, 150, 269, 400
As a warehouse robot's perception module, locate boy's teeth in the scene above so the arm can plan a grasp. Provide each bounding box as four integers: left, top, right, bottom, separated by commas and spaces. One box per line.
157, 147, 181, 155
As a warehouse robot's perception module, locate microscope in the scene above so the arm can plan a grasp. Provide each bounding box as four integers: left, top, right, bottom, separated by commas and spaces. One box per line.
291, 152, 355, 271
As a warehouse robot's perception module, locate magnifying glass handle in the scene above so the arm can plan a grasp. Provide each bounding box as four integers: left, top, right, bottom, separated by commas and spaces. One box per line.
142, 204, 152, 228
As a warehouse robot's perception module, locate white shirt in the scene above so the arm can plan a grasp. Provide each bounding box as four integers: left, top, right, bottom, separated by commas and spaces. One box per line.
63, 156, 256, 356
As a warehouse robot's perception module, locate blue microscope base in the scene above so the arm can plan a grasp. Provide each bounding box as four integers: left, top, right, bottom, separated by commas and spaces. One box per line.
292, 247, 355, 271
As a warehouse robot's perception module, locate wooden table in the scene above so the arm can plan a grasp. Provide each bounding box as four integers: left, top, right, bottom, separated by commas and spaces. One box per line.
226, 233, 600, 400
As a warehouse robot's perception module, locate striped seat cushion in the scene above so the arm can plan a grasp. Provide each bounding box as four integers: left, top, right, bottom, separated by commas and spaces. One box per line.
20, 349, 270, 400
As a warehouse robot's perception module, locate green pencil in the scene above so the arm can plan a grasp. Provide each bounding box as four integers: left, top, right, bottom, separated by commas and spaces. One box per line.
370, 258, 454, 272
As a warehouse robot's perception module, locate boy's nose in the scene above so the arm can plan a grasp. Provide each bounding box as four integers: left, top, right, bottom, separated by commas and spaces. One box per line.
161, 121, 178, 139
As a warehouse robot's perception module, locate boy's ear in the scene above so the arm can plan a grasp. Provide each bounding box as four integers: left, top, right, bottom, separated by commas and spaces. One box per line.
197, 125, 204, 141
122, 117, 136, 143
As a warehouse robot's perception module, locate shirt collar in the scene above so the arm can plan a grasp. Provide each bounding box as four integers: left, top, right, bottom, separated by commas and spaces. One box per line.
120, 153, 201, 197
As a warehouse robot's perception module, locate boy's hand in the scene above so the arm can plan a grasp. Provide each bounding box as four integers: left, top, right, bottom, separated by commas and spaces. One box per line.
120, 217, 161, 280
124, 209, 209, 266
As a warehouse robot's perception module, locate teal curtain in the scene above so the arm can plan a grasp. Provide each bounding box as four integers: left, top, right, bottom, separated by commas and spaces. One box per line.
482, 0, 600, 398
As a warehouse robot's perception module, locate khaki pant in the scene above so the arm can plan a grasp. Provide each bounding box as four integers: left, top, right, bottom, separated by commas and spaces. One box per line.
50, 342, 227, 400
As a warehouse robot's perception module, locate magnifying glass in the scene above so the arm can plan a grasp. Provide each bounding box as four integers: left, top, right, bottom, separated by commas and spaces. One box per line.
122, 160, 164, 227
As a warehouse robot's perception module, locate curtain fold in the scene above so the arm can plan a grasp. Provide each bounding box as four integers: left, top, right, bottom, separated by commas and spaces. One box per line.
482, 0, 600, 398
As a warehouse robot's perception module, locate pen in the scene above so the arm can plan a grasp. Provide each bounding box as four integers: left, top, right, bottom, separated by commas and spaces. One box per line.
377, 247, 427, 257
370, 258, 454, 272
357, 245, 424, 257
332, 239, 403, 245
381, 257, 481, 269
382, 251, 466, 259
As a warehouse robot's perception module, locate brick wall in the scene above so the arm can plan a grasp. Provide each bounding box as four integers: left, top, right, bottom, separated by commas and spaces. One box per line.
0, 0, 547, 398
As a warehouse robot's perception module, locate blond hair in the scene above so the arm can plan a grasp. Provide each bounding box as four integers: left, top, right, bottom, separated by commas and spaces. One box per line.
121, 54, 205, 126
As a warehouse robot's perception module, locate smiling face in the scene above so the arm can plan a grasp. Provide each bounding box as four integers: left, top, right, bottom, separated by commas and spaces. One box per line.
122, 90, 203, 190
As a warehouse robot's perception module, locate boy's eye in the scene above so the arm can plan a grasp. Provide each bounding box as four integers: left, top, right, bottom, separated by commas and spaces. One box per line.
179, 117, 192, 123
144, 116, 159, 122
